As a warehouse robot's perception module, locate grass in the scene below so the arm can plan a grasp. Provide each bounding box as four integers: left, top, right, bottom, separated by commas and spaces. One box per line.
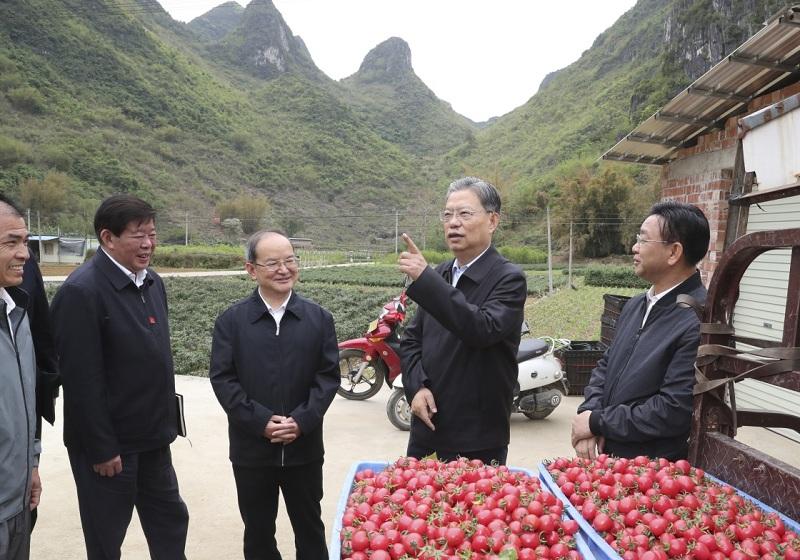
524, 278, 641, 341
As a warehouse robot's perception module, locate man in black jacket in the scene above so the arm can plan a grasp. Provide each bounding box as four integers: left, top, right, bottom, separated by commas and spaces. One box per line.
210, 230, 339, 560
398, 177, 527, 465
20, 256, 59, 533
51, 195, 188, 560
571, 201, 710, 461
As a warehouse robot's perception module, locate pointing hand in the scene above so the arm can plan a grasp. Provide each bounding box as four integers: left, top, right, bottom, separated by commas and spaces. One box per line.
398, 233, 428, 281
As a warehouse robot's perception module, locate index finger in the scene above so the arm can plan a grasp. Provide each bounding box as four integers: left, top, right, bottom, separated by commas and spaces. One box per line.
401, 233, 420, 254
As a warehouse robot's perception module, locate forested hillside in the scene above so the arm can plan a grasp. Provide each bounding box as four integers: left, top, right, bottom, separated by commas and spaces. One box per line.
0, 0, 787, 251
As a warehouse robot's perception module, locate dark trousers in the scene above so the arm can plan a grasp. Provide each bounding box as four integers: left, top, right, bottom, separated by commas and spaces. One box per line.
68, 446, 189, 560
0, 508, 30, 560
407, 440, 509, 465
232, 461, 326, 560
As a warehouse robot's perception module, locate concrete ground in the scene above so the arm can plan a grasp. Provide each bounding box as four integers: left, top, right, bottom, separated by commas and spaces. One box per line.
31, 375, 800, 559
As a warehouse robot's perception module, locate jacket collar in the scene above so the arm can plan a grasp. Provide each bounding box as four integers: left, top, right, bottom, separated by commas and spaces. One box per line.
652, 269, 703, 309
246, 288, 302, 324
94, 248, 153, 291
456, 245, 501, 284
4, 285, 30, 312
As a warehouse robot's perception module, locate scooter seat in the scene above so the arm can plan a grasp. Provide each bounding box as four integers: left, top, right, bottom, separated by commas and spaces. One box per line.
517, 338, 550, 362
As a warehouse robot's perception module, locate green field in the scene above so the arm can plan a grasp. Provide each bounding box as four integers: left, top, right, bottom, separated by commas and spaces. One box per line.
45, 266, 641, 376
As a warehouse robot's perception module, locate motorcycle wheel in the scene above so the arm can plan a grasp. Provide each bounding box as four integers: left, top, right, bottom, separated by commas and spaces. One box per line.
386, 388, 411, 431
337, 348, 386, 400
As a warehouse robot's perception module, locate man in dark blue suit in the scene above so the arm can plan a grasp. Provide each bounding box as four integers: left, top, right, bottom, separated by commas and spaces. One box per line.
51, 194, 188, 560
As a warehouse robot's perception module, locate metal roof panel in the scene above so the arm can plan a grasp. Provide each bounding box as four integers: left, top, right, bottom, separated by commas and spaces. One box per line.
602, 5, 800, 165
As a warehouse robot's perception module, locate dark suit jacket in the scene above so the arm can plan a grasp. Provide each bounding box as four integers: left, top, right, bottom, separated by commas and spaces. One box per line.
21, 257, 60, 432
51, 249, 178, 464
578, 270, 707, 460
209, 290, 340, 467
401, 246, 527, 453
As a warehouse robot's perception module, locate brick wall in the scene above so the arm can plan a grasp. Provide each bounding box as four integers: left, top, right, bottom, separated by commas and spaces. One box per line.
658, 81, 800, 284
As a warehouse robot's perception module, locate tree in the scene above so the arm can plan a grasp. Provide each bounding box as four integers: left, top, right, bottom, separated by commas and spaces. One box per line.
554, 165, 653, 258
18, 171, 70, 217
216, 193, 271, 235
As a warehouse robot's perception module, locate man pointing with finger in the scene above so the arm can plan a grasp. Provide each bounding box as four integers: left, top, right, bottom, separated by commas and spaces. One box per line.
399, 177, 527, 465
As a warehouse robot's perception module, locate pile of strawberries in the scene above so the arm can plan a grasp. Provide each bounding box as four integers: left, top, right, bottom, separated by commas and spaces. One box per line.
545, 455, 800, 560
339, 456, 583, 559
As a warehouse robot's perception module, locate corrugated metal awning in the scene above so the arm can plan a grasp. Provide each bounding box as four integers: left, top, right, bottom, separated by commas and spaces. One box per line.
602, 5, 800, 166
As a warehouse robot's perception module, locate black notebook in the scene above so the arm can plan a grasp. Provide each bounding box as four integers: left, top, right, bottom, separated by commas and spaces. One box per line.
175, 393, 187, 437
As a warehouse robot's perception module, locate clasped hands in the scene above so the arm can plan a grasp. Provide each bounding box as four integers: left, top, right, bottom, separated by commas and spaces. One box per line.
571, 410, 605, 460
264, 415, 300, 444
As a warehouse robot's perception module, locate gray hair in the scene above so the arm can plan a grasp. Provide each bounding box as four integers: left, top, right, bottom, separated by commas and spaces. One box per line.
245, 228, 289, 262
445, 176, 501, 213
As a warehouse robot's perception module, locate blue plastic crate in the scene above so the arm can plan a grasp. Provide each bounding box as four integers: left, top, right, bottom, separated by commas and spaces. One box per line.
538, 461, 800, 560
538, 462, 620, 560
331, 460, 594, 559
703, 472, 800, 533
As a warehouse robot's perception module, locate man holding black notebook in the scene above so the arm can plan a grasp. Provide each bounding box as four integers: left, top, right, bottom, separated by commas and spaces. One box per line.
51, 194, 189, 560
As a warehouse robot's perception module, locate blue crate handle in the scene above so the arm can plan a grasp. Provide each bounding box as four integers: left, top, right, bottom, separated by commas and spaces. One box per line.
538, 462, 621, 560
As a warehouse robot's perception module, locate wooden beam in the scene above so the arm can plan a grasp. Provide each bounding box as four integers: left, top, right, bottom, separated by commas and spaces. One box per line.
728, 54, 798, 73
729, 181, 800, 206
655, 111, 716, 127
687, 86, 749, 104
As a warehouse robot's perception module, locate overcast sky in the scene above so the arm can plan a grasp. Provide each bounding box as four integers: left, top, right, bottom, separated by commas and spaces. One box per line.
158, 0, 638, 122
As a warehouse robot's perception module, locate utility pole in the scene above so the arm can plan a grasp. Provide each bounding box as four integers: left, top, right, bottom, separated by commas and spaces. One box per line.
546, 206, 553, 295
422, 212, 427, 251
184, 211, 189, 246
37, 210, 42, 261
568, 221, 574, 289
395, 209, 399, 254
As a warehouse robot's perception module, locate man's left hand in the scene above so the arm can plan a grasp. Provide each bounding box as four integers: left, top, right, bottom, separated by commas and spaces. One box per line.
571, 410, 594, 447
269, 416, 301, 445
29, 467, 41, 510
398, 233, 428, 281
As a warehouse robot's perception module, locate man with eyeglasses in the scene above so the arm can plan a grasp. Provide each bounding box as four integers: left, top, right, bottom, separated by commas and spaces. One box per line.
398, 176, 527, 465
51, 194, 189, 560
571, 201, 710, 461
210, 230, 339, 560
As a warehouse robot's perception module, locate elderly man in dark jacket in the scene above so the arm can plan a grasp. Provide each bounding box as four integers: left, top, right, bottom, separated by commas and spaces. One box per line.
572, 201, 710, 461
210, 230, 339, 560
399, 177, 527, 465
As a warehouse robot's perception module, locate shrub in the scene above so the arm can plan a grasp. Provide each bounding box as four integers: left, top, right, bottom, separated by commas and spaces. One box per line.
39, 146, 73, 172
155, 125, 181, 143
151, 250, 244, 270
6, 86, 46, 113
18, 171, 70, 214
0, 136, 32, 167
0, 73, 23, 92
584, 265, 649, 288
498, 245, 547, 264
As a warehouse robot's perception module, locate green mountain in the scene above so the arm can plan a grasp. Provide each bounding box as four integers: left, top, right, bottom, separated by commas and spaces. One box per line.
341, 37, 476, 156
446, 0, 789, 210
187, 1, 244, 42
0, 0, 789, 247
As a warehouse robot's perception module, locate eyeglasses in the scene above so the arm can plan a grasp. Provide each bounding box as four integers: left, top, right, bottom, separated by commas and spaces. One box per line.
439, 208, 491, 223
252, 255, 301, 272
635, 234, 670, 245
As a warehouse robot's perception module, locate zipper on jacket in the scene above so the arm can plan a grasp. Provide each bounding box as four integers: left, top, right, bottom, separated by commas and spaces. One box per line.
8, 307, 33, 515
277, 318, 286, 467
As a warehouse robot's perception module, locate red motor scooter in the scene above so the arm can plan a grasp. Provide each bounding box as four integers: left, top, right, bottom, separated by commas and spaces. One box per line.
337, 291, 406, 400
